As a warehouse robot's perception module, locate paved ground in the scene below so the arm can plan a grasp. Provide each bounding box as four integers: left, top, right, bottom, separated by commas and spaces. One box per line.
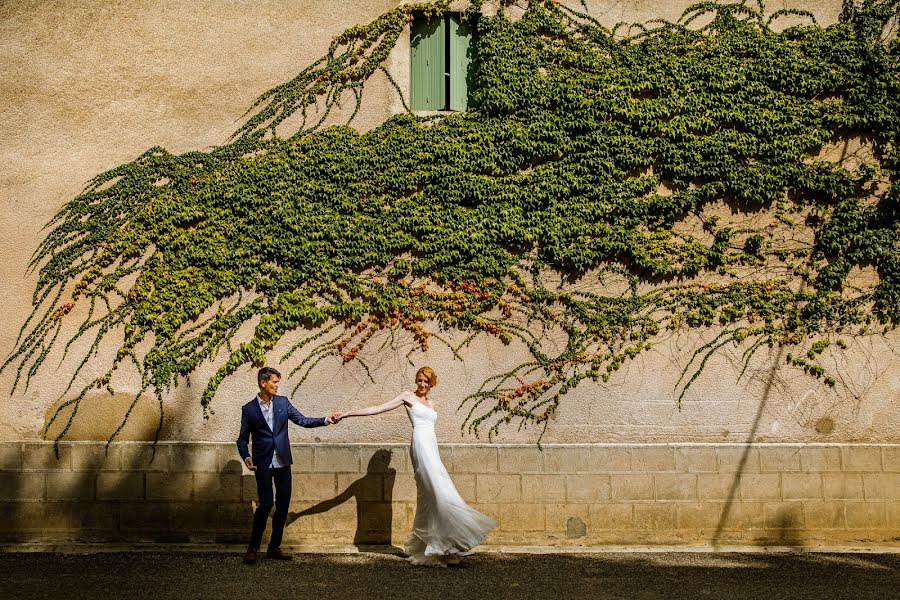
3, 550, 899, 599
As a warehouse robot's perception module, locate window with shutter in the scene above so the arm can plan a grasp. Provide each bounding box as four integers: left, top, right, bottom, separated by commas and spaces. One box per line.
410, 13, 476, 112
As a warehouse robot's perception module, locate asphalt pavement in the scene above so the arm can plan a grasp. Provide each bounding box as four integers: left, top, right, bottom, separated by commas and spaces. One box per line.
2, 550, 899, 600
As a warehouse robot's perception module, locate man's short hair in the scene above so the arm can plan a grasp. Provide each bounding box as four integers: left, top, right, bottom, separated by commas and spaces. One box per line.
258, 366, 281, 383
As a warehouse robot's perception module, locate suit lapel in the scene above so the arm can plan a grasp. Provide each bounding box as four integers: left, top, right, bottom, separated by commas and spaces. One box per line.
272, 396, 284, 432
251, 397, 273, 433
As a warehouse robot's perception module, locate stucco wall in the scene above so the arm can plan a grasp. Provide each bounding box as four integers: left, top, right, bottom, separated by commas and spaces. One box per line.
3, 0, 898, 447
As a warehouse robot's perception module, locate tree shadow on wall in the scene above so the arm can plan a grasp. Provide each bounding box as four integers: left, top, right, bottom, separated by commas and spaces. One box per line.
287, 448, 402, 554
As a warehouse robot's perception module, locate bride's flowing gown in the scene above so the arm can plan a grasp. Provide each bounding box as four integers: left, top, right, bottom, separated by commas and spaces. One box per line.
404, 401, 496, 566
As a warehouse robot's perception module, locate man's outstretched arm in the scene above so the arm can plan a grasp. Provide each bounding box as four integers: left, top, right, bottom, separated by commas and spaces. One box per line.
286, 400, 335, 427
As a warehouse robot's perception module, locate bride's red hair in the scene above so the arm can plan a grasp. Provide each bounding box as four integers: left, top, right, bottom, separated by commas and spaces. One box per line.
415, 366, 437, 387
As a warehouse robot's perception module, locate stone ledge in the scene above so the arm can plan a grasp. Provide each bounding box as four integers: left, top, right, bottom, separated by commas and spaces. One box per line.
0, 442, 896, 548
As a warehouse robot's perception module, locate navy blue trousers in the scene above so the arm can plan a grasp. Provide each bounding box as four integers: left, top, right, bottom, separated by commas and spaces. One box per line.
249, 466, 292, 551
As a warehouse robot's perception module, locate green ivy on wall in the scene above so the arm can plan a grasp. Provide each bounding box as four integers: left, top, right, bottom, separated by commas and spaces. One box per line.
4, 0, 899, 448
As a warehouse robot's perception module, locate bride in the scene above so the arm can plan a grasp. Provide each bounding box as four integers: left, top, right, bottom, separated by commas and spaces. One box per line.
336, 367, 496, 566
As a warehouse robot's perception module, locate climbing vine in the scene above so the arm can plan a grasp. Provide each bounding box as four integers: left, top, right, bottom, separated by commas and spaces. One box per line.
4, 0, 900, 447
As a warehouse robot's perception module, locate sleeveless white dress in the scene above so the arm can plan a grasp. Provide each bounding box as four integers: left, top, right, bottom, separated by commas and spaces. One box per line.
404, 401, 496, 566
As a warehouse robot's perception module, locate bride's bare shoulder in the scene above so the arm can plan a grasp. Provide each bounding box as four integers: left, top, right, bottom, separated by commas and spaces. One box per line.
397, 390, 416, 405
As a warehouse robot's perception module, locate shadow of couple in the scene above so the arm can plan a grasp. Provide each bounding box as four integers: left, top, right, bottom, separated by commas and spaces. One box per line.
286, 448, 404, 555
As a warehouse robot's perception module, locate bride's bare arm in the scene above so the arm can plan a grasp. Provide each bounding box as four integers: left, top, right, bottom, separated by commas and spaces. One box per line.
338, 393, 411, 419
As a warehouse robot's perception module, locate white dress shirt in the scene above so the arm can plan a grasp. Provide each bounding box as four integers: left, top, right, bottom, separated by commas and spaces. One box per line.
257, 395, 285, 468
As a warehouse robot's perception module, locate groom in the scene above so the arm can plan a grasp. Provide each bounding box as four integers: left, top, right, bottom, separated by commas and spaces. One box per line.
237, 366, 341, 564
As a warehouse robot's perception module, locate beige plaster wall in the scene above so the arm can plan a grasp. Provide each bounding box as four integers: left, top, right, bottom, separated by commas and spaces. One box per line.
3, 0, 898, 446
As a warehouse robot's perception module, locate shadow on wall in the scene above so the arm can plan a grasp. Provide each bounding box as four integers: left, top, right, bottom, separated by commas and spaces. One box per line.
1, 387, 254, 544
712, 311, 800, 550
286, 448, 401, 554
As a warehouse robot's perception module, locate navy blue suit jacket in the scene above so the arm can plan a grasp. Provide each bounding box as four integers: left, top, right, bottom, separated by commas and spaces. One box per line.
236, 395, 327, 470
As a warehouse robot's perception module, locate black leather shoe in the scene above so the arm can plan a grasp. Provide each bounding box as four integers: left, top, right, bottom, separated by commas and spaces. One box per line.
243, 547, 258, 565
266, 547, 293, 560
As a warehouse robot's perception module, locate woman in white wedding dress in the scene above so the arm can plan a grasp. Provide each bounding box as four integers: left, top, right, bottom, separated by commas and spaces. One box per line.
336, 367, 496, 566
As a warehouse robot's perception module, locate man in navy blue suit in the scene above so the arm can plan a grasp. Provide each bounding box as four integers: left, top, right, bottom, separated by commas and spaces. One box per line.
237, 366, 341, 564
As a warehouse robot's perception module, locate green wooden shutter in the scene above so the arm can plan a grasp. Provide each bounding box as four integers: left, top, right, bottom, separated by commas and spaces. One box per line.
410, 16, 446, 111
449, 15, 474, 111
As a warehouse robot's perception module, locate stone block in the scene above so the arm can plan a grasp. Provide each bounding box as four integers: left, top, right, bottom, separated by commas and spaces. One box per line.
170, 444, 218, 472
591, 447, 633, 472
285, 501, 318, 533
391, 502, 415, 533
522, 474, 566, 503
845, 501, 886, 529
782, 473, 823, 500
390, 474, 417, 502
499, 503, 544, 531
542, 447, 627, 473
71, 444, 122, 471
357, 447, 403, 474
883, 447, 900, 473
822, 473, 864, 500
193, 473, 242, 502
862, 473, 899, 500
454, 473, 477, 501
312, 499, 357, 533
470, 503, 500, 523
46, 471, 95, 500
146, 472, 193, 500
763, 502, 805, 531
676, 502, 722, 530
588, 503, 634, 531
450, 446, 498, 473
654, 474, 698, 501
0, 472, 44, 500
23, 443, 72, 471
121, 502, 172, 530
799, 447, 842, 472
887, 501, 900, 528
393, 448, 413, 474
216, 445, 244, 474
802, 500, 845, 529
545, 503, 590, 535
565, 474, 610, 503
338, 473, 383, 502
499, 446, 544, 473
718, 502, 766, 530
96, 472, 144, 500
242, 474, 257, 501
288, 446, 315, 473
217, 502, 251, 532
354, 501, 394, 543
631, 447, 675, 472
674, 447, 717, 473
476, 474, 521, 503
738, 473, 781, 501
295, 473, 337, 501
0, 444, 22, 471
610, 474, 653, 501
697, 474, 738, 501
842, 447, 882, 472
172, 503, 218, 531
716, 447, 760, 473
76, 501, 120, 531
314, 447, 361, 473
633, 504, 677, 530
119, 444, 170, 471
758, 447, 801, 472
16, 501, 83, 531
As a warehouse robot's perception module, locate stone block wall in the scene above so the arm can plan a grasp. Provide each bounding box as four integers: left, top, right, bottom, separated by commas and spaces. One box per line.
0, 442, 897, 548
